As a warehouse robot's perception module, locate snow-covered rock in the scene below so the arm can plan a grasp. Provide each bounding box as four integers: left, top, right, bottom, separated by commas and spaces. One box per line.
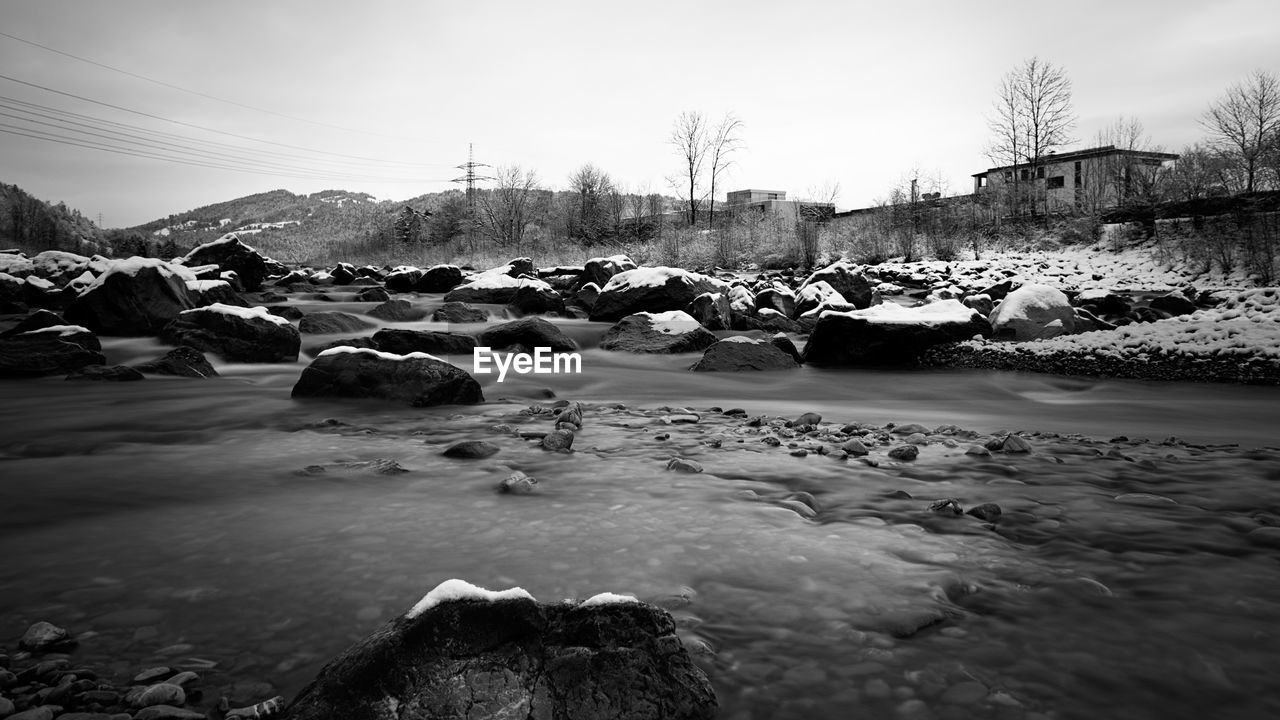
989, 283, 1076, 341
444, 273, 557, 305
475, 317, 577, 353
292, 346, 483, 407
0, 324, 105, 377
685, 291, 732, 331
804, 300, 992, 365
416, 264, 465, 293
690, 336, 800, 372
590, 267, 730, 322
794, 280, 846, 317
65, 257, 198, 335
799, 259, 874, 309
600, 311, 718, 354
180, 233, 274, 291
161, 303, 300, 363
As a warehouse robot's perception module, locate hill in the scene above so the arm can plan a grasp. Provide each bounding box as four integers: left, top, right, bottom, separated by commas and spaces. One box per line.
0, 183, 106, 255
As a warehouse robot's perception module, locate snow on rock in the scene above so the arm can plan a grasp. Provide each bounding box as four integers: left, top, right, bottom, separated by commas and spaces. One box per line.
30, 250, 89, 281
579, 592, 640, 607
600, 310, 717, 354
21, 324, 92, 337
81, 257, 197, 295
183, 302, 291, 326
444, 273, 555, 305
831, 299, 982, 325
804, 300, 991, 366
67, 258, 199, 335
406, 579, 535, 618
590, 267, 729, 322
317, 345, 445, 363
644, 310, 701, 334
989, 283, 1076, 341
0, 254, 35, 277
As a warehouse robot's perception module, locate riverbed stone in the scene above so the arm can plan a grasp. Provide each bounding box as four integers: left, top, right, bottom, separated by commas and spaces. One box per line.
442, 440, 500, 459
298, 311, 375, 335
367, 299, 428, 322
372, 328, 476, 356
180, 235, 272, 291
477, 317, 577, 353
431, 301, 487, 324
65, 259, 197, 335
161, 304, 300, 363
499, 471, 538, 494
131, 346, 218, 378
541, 429, 575, 451
799, 260, 874, 310
889, 445, 919, 461
689, 337, 798, 372
803, 300, 991, 366
19, 622, 74, 652
666, 458, 703, 473
128, 682, 185, 708
416, 264, 465, 293
0, 327, 105, 378
600, 312, 717, 354
292, 348, 484, 407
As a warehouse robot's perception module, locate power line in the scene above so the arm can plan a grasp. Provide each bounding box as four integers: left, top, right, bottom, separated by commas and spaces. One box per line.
451, 143, 495, 248
0, 29, 432, 146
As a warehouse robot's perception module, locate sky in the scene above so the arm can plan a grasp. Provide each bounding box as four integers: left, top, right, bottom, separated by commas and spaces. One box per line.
1, 0, 1277, 227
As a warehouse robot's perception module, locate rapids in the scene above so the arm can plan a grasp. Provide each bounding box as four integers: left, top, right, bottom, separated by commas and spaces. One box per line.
2, 296, 1280, 720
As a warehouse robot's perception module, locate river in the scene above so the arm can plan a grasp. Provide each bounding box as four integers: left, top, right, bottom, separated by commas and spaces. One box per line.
2, 294, 1279, 720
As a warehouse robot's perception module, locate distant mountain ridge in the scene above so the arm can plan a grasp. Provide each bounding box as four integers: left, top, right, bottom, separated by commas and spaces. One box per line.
1, 182, 106, 254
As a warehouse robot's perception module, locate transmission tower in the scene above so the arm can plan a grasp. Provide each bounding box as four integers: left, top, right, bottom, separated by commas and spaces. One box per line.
451, 143, 494, 250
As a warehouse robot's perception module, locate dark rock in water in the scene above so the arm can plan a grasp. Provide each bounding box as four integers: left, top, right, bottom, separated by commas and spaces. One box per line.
666, 458, 703, 473
842, 439, 870, 456
279, 581, 716, 720
1149, 292, 1197, 317
1078, 290, 1129, 315
304, 336, 379, 359
689, 337, 798, 372
600, 312, 717, 354
498, 470, 538, 494
373, 328, 477, 356
180, 234, 272, 291
977, 279, 1014, 302
368, 298, 428, 322
416, 264, 465, 293
266, 305, 304, 321
477, 317, 577, 353
383, 267, 422, 293
769, 333, 803, 364
292, 348, 483, 407
298, 311, 376, 335
888, 445, 919, 461
787, 412, 822, 427
329, 263, 357, 285
929, 498, 963, 515
442, 440, 500, 458
541, 429, 575, 451
65, 364, 144, 381
754, 286, 797, 318
578, 254, 637, 289
186, 279, 247, 308
966, 503, 1003, 522
799, 260, 874, 309
19, 621, 75, 652
737, 309, 801, 334
575, 282, 601, 310
684, 291, 732, 331
355, 286, 391, 303
65, 259, 197, 335
507, 283, 566, 316
1, 308, 65, 337
132, 346, 218, 378
432, 301, 488, 324
0, 326, 105, 378
1000, 435, 1033, 454
588, 267, 727, 322
161, 304, 300, 363
0, 272, 26, 313
127, 682, 185, 708
802, 301, 991, 366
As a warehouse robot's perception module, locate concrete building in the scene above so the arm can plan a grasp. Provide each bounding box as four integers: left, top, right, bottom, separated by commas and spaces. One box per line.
972, 145, 1179, 217
725, 189, 835, 222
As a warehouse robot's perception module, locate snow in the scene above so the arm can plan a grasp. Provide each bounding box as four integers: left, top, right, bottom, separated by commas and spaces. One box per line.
181, 302, 291, 326
579, 592, 639, 607
721, 336, 761, 344
0, 254, 34, 277
65, 271, 96, 291
23, 324, 91, 337
452, 273, 552, 292
80, 257, 197, 295
316, 346, 444, 363
31, 250, 88, 276
24, 275, 54, 291
637, 310, 701, 334
827, 299, 980, 325
183, 233, 258, 260
186, 280, 231, 292
601, 267, 728, 294
406, 579, 534, 618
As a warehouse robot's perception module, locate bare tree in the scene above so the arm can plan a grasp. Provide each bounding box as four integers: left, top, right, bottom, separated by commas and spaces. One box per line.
477, 165, 541, 252
669, 111, 709, 226
987, 57, 1076, 219
707, 114, 744, 228
567, 163, 615, 244
1167, 142, 1229, 201
1202, 69, 1280, 194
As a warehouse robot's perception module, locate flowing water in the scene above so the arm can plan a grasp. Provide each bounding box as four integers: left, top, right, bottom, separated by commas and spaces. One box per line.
3, 294, 1280, 720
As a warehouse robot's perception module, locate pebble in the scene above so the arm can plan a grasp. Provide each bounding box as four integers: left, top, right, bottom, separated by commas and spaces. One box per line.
889, 445, 919, 461
966, 503, 1003, 522
666, 458, 703, 474
441, 440, 500, 458
128, 682, 185, 708
19, 622, 73, 652
1113, 493, 1177, 507
1001, 435, 1033, 453
498, 470, 538, 494
133, 666, 175, 684
904, 433, 929, 445
842, 439, 869, 456
540, 429, 575, 451
929, 499, 963, 516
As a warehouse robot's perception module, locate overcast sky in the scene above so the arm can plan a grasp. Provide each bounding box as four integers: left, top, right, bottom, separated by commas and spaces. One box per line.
1, 0, 1277, 227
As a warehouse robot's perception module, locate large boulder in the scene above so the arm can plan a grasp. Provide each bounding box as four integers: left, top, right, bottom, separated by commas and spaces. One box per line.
372, 328, 478, 356
29, 250, 90, 285
65, 257, 198, 335
384, 266, 423, 293
600, 311, 718, 354
432, 301, 488, 324
477, 317, 577, 353
292, 347, 483, 407
279, 579, 716, 720
0, 325, 105, 377
989, 283, 1076, 341
507, 283, 567, 316
132, 346, 218, 377
690, 337, 799, 372
794, 280, 846, 317
1148, 292, 1197, 317
298, 311, 376, 335
753, 285, 797, 318
445, 274, 556, 305
180, 234, 273, 291
684, 292, 732, 331
589, 267, 729, 322
185, 279, 247, 308
416, 264, 465, 293
803, 300, 992, 365
161, 303, 301, 363
368, 298, 429, 322
0, 271, 26, 313
578, 254, 637, 289
799, 260, 874, 309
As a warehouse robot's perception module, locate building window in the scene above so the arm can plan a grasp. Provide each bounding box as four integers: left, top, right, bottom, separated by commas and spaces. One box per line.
977, 176, 987, 188
1036, 166, 1045, 179
1074, 161, 1082, 187
1004, 171, 1013, 182
767, 193, 779, 200
1047, 176, 1065, 189
1020, 168, 1030, 181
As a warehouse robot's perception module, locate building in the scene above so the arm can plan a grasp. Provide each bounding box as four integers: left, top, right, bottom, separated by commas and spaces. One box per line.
725, 189, 835, 222
972, 145, 1179, 217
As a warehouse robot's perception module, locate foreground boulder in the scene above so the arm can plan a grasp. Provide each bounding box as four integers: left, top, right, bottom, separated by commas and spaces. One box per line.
803, 300, 992, 365
589, 267, 728, 322
691, 336, 799, 372
65, 257, 198, 335
477, 317, 577, 353
180, 234, 273, 291
280, 579, 716, 720
989, 283, 1076, 341
0, 325, 105, 377
292, 347, 483, 406
600, 311, 717, 354
161, 303, 301, 363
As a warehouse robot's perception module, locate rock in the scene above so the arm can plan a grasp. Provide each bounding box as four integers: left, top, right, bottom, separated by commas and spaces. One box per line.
416, 264, 465, 293
304, 336, 379, 359
977, 279, 1014, 302
727, 284, 755, 316
541, 429, 575, 451
966, 503, 1003, 522
442, 440, 499, 459
787, 412, 822, 427
794, 281, 846, 318
355, 286, 391, 303
498, 471, 538, 494
684, 292, 732, 331
0, 326, 105, 378
888, 445, 919, 461
265, 304, 304, 321
0, 271, 28, 312
128, 683, 185, 708
754, 285, 797, 318
666, 458, 703, 473
989, 283, 1076, 340
507, 283, 566, 316
768, 334, 803, 364
738, 308, 801, 334
477, 317, 577, 353
578, 254, 637, 289
1077, 288, 1130, 315
65, 364, 145, 381
589, 267, 728, 322
841, 439, 869, 456
298, 311, 376, 335
600, 311, 717, 354
279, 581, 716, 720
445, 274, 556, 305
929, 499, 963, 515
689, 337, 798, 372
799, 260, 874, 309
6, 707, 54, 720
367, 299, 428, 322
383, 266, 422, 293
329, 263, 358, 285
65, 258, 198, 335
134, 705, 205, 720
292, 347, 484, 407
964, 444, 991, 457
1000, 435, 1033, 454
430, 301, 486, 324
19, 621, 75, 652
961, 293, 994, 316
180, 234, 272, 291
1149, 292, 1197, 317
161, 304, 300, 363
133, 667, 176, 684
132, 346, 218, 378
0, 308, 65, 337
803, 300, 991, 366
372, 328, 477, 356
